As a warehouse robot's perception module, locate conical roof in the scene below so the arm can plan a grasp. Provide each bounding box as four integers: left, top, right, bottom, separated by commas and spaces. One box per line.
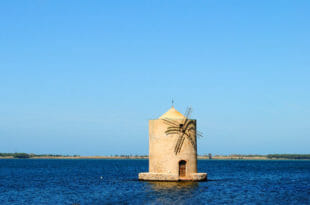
159, 107, 185, 119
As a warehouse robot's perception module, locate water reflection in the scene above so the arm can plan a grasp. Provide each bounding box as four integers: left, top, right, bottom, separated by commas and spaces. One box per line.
147, 181, 199, 190
146, 182, 200, 204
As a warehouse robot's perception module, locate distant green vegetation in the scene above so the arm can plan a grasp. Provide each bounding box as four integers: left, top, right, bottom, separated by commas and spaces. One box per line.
13, 153, 31, 158
112, 154, 148, 158
1, 153, 310, 159
0, 153, 31, 158
202, 154, 310, 160
0, 153, 149, 158
0, 153, 79, 158
0, 153, 13, 157
266, 154, 310, 159
229, 154, 265, 157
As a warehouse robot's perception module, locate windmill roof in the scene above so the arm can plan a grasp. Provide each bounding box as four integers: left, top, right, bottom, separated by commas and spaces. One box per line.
159, 107, 185, 119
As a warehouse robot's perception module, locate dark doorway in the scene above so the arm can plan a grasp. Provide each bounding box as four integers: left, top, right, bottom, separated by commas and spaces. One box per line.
179, 160, 186, 177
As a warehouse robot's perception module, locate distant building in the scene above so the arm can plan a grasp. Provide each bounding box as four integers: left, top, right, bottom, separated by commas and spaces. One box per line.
139, 106, 207, 181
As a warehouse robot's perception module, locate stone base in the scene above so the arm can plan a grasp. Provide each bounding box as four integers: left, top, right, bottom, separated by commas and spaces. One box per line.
138, 172, 207, 181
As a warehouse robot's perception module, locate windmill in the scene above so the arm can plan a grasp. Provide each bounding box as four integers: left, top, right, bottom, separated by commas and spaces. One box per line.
138, 105, 208, 181
162, 107, 204, 155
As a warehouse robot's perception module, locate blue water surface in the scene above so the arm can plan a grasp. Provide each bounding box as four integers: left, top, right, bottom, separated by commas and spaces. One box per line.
0, 159, 309, 204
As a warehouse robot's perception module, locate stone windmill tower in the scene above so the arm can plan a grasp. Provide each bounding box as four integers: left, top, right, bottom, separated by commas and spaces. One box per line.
139, 106, 207, 181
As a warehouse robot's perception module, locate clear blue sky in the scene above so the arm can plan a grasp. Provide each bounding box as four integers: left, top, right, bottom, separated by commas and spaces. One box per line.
1, 1, 309, 156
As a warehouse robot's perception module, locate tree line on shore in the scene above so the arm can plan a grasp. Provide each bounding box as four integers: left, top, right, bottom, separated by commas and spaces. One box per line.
204, 154, 310, 159
266, 154, 310, 159
0, 153, 149, 159
1, 153, 310, 159
0, 153, 80, 158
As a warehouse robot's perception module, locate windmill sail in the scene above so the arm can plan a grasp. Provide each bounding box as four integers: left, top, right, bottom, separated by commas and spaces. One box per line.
163, 106, 203, 155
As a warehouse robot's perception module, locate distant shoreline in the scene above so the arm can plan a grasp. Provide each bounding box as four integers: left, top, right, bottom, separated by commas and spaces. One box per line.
1, 155, 310, 160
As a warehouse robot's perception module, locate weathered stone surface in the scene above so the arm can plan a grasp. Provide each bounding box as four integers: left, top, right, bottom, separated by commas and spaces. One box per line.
190, 173, 207, 181
148, 118, 197, 175
139, 172, 207, 181
138, 107, 207, 182
139, 172, 178, 181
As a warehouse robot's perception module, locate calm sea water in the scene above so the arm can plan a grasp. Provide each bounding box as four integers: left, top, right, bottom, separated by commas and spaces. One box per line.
0, 159, 309, 204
